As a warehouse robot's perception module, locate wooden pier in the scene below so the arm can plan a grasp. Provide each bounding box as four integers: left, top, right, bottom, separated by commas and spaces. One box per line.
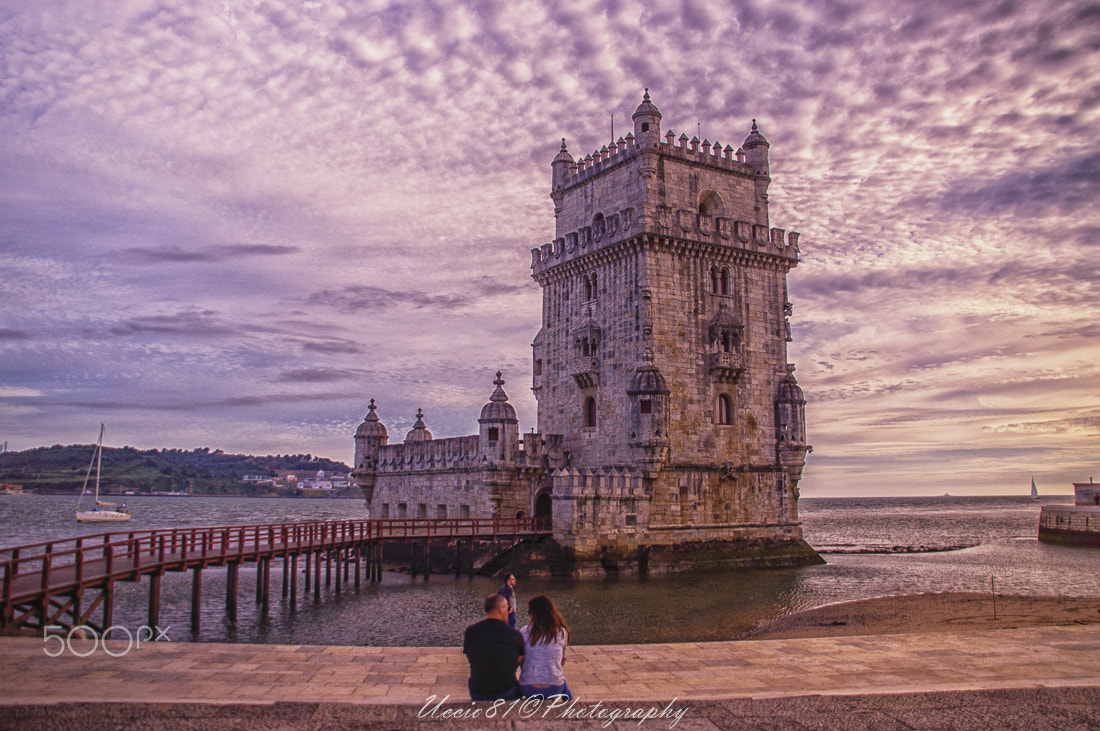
0, 517, 550, 637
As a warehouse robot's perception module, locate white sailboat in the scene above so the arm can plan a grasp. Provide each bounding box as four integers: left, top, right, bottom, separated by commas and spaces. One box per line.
1031, 477, 1040, 500
75, 424, 131, 523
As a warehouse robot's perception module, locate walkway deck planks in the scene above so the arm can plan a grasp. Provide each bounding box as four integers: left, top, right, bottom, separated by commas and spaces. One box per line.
1, 517, 549, 636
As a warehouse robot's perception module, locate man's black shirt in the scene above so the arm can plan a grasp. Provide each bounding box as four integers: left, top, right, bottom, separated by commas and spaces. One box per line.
462, 618, 524, 696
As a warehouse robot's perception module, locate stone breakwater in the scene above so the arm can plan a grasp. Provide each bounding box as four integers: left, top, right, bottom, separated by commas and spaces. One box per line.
1039, 506, 1100, 547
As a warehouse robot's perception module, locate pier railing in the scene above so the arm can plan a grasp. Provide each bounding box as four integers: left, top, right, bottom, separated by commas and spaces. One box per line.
0, 517, 551, 636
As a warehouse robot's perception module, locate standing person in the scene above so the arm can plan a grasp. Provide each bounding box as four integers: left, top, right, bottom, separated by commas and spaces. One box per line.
462, 593, 524, 701
499, 573, 518, 628
518, 595, 573, 700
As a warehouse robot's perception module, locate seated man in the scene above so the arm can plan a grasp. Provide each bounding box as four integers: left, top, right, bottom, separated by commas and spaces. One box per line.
462, 593, 524, 701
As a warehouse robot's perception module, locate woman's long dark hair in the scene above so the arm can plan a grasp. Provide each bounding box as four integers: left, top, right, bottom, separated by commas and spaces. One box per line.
526, 594, 569, 646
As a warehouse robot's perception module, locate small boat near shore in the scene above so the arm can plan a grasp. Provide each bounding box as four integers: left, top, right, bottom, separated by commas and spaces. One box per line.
75, 424, 131, 523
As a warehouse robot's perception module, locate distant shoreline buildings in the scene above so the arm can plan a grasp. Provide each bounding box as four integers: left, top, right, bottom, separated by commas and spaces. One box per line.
353, 92, 821, 574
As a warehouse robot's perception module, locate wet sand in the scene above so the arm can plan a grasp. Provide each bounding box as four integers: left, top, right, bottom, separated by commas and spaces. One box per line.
748, 592, 1100, 640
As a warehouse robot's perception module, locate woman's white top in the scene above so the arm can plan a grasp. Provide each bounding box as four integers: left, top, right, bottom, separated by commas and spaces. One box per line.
518, 626, 567, 685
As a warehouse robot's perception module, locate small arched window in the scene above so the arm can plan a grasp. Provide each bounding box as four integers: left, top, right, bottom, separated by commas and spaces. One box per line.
710, 266, 720, 294
583, 396, 597, 428
720, 267, 731, 296
591, 272, 597, 298
583, 274, 593, 301
717, 394, 733, 425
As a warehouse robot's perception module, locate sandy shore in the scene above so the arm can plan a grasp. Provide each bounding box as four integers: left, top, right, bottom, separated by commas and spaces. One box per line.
747, 592, 1100, 640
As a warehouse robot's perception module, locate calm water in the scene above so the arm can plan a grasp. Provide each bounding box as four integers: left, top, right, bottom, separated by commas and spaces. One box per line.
2, 493, 1097, 647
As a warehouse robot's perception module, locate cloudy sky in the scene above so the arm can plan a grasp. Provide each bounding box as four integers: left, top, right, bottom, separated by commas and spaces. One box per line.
2, 0, 1097, 496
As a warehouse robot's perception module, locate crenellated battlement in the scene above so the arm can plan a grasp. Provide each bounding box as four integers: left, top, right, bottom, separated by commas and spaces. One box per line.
559, 130, 755, 188
531, 220, 800, 274
375, 435, 482, 473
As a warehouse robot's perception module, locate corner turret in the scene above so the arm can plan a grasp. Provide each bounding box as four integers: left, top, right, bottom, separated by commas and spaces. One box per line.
352, 398, 389, 502
632, 88, 662, 148
479, 371, 520, 465
743, 119, 771, 226
627, 347, 670, 478
776, 364, 811, 495
742, 119, 770, 176
550, 139, 574, 217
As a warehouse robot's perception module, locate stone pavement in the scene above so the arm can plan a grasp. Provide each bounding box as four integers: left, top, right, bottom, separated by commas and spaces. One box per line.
2, 625, 1099, 729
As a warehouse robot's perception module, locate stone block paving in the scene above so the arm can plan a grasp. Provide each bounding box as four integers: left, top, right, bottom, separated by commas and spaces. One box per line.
2, 625, 1099, 729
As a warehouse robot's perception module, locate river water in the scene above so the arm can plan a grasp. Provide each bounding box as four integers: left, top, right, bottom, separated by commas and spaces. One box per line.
2, 494, 1098, 647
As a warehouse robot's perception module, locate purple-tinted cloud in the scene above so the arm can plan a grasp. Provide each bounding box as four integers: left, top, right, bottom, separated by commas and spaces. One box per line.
0, 0, 1096, 496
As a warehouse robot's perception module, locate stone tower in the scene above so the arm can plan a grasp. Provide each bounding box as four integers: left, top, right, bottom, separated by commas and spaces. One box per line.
530, 91, 819, 571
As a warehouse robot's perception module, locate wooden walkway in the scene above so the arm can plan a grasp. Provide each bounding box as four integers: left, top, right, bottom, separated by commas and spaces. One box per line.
0, 517, 550, 637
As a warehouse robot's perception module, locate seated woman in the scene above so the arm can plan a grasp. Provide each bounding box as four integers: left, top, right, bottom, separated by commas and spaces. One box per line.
518, 595, 573, 700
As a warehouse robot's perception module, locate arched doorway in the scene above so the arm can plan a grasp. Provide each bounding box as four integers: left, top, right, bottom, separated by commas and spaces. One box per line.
534, 491, 552, 520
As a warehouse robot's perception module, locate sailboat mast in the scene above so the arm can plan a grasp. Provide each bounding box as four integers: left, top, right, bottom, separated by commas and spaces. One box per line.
94, 423, 103, 502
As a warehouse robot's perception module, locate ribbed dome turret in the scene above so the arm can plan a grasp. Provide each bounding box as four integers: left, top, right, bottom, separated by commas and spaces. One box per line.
404, 408, 433, 443
632, 88, 662, 121
742, 119, 770, 150
479, 371, 518, 422
553, 139, 574, 164
777, 365, 805, 405
355, 398, 389, 439
627, 348, 670, 395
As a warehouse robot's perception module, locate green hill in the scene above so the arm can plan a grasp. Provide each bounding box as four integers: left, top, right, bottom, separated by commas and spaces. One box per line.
0, 444, 352, 497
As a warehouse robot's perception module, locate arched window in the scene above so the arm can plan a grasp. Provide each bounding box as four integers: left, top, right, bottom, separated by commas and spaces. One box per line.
583, 275, 593, 301
583, 396, 597, 428
710, 266, 720, 294
717, 394, 733, 425
591, 272, 597, 298
720, 267, 731, 296
699, 190, 725, 218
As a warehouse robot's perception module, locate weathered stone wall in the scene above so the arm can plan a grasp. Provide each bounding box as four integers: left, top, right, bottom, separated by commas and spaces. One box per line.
355, 93, 816, 573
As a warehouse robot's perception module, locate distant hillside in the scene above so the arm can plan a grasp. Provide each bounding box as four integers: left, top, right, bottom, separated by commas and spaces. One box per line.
0, 444, 352, 496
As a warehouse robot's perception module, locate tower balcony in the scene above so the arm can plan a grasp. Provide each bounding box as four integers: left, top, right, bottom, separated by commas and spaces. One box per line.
571, 356, 600, 388
709, 352, 744, 382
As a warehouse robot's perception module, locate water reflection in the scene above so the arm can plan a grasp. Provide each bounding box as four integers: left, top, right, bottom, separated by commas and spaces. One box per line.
4, 494, 1099, 647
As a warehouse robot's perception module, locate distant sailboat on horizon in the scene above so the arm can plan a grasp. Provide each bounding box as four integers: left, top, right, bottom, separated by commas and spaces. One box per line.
1031, 477, 1040, 500
75, 424, 131, 523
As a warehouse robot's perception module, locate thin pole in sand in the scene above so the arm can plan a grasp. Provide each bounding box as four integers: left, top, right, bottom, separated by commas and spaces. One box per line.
991, 575, 997, 619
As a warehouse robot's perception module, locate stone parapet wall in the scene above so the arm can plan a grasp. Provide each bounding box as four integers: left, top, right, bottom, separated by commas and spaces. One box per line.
375, 435, 481, 473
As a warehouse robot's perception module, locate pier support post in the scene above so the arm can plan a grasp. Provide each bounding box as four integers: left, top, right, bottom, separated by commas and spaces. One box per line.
259, 558, 270, 612
190, 567, 202, 635
281, 556, 289, 598
304, 549, 312, 592
102, 582, 114, 639
147, 572, 162, 630
226, 563, 239, 623
289, 554, 297, 603
335, 550, 342, 594
314, 551, 322, 601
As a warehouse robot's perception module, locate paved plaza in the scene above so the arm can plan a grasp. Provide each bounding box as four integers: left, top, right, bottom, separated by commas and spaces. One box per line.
2, 625, 1099, 728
